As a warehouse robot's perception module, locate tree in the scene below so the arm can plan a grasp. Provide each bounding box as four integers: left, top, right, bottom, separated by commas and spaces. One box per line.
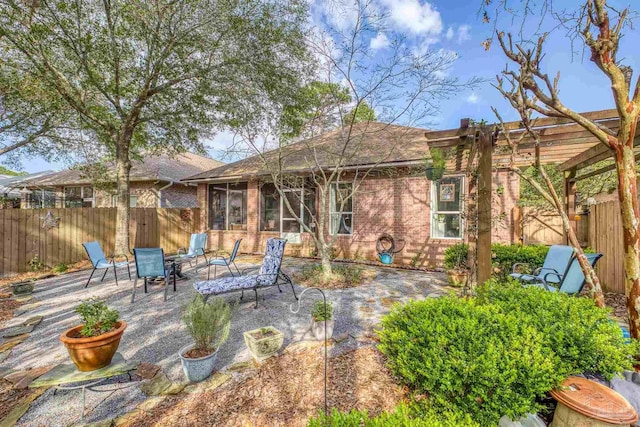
487, 0, 640, 334
0, 0, 308, 254
237, 0, 475, 281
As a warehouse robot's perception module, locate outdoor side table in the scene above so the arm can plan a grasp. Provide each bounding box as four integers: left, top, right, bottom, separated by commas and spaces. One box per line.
164, 255, 190, 280
29, 353, 139, 422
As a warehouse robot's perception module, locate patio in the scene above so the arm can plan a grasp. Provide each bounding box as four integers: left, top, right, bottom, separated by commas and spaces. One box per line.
0, 257, 449, 426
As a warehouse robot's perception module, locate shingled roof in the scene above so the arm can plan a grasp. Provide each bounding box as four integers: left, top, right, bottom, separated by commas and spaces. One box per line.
23, 152, 223, 187
183, 122, 430, 182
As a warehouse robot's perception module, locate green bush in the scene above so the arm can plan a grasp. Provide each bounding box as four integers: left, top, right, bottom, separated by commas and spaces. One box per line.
378, 296, 562, 425
75, 300, 119, 338
53, 263, 68, 273
182, 295, 231, 352
307, 404, 480, 427
476, 280, 633, 379
296, 263, 372, 288
444, 243, 549, 280
311, 301, 333, 321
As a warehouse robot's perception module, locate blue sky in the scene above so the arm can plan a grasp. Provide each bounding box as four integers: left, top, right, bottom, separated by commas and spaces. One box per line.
13, 0, 640, 173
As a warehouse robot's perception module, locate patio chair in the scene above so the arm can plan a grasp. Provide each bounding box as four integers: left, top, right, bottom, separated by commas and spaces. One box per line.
206, 238, 242, 280
82, 241, 131, 288
193, 238, 297, 308
177, 233, 208, 269
509, 245, 574, 285
529, 253, 603, 295
131, 248, 176, 303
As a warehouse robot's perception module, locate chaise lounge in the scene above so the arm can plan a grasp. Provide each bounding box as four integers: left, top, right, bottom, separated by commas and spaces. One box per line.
193, 238, 297, 308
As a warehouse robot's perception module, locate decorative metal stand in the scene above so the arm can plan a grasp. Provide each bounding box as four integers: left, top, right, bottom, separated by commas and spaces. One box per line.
290, 287, 328, 418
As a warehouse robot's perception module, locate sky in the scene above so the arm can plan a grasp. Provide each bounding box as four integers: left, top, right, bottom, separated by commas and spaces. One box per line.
13, 0, 640, 174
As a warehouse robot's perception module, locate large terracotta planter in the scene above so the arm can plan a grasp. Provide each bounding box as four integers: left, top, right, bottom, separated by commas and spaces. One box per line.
60, 321, 127, 372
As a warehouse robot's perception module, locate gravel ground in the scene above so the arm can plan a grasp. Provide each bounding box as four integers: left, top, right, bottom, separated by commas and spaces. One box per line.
1, 257, 448, 426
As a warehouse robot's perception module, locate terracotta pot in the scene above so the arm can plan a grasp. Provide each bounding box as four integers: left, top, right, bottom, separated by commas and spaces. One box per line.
60, 321, 127, 372
447, 270, 469, 287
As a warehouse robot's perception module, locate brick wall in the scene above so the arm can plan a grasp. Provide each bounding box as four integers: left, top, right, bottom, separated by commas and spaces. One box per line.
195, 170, 520, 268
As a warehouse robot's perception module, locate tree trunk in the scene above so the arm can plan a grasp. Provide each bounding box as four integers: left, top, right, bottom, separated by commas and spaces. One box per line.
316, 186, 333, 281
319, 245, 333, 281
114, 134, 132, 256
614, 135, 640, 337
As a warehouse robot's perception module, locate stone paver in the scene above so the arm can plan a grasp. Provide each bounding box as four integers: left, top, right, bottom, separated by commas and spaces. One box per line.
2, 258, 447, 426
1, 325, 34, 339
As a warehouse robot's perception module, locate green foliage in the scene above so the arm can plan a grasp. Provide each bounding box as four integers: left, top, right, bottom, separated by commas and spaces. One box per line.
182, 295, 231, 352
311, 301, 333, 321
27, 255, 45, 272
444, 243, 549, 280
0, 166, 26, 176
519, 165, 563, 209
476, 280, 633, 379
307, 404, 480, 427
75, 300, 119, 338
298, 263, 368, 288
343, 101, 377, 125
53, 263, 68, 273
378, 296, 563, 425
410, 252, 422, 267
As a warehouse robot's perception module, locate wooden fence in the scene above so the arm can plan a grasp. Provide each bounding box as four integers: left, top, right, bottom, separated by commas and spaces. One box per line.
589, 200, 625, 294
0, 208, 200, 277
519, 207, 589, 247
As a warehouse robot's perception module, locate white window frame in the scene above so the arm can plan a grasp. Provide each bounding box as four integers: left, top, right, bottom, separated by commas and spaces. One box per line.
330, 183, 354, 236
64, 186, 95, 208
430, 175, 464, 240
208, 182, 247, 231
112, 195, 138, 208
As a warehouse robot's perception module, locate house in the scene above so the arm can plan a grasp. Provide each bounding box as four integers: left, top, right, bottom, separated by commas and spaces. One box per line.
20, 153, 223, 209
0, 171, 55, 208
181, 122, 526, 267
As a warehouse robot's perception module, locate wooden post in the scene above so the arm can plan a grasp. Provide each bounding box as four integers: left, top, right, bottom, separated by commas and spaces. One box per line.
512, 205, 522, 244
563, 168, 577, 245
477, 128, 493, 285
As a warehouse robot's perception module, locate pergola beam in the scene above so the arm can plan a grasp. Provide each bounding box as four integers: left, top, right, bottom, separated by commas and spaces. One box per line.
558, 134, 640, 171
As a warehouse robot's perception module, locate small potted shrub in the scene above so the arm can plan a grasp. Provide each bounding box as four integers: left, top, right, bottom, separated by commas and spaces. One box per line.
9, 279, 36, 295
179, 295, 231, 382
443, 244, 469, 287
60, 300, 126, 371
243, 326, 284, 362
311, 301, 334, 340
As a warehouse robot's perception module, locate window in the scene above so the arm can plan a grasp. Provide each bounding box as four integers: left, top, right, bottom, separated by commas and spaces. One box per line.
260, 183, 316, 233
27, 188, 56, 208
111, 195, 138, 207
330, 183, 353, 235
208, 182, 247, 230
64, 186, 94, 208
431, 176, 463, 239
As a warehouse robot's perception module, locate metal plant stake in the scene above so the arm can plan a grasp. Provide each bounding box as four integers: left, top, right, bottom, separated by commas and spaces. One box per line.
290, 287, 328, 418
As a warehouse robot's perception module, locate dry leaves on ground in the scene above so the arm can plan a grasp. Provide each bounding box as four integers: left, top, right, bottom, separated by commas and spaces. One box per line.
0, 298, 21, 328
121, 345, 405, 427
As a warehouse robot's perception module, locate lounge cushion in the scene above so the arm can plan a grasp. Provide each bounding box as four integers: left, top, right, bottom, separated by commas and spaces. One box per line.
194, 275, 259, 295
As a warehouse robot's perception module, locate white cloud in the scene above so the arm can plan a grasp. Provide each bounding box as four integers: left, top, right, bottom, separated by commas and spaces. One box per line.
467, 93, 480, 104
380, 0, 442, 36
457, 25, 471, 43
446, 26, 454, 40
370, 33, 390, 50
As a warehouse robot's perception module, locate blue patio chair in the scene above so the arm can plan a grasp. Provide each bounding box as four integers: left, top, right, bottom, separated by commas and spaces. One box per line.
177, 233, 208, 269
131, 248, 176, 303
510, 245, 574, 285
529, 253, 604, 295
193, 238, 297, 308
206, 239, 242, 280
82, 241, 131, 288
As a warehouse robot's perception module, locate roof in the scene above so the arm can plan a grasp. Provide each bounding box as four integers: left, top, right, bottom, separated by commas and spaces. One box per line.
0, 171, 55, 196
183, 122, 430, 182
23, 153, 224, 187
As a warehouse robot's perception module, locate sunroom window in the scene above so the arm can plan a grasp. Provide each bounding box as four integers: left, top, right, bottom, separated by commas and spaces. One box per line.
260, 182, 316, 233
431, 176, 463, 239
330, 183, 353, 235
208, 182, 247, 230
64, 186, 94, 208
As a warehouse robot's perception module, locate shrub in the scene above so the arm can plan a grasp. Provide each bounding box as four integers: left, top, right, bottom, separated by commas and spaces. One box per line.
182, 294, 231, 352
28, 255, 45, 272
476, 280, 633, 379
53, 263, 68, 273
75, 300, 119, 338
443, 243, 549, 280
378, 296, 562, 425
311, 301, 333, 321
296, 263, 375, 289
307, 404, 480, 427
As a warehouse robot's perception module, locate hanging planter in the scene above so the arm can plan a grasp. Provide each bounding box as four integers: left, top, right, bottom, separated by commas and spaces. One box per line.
424, 148, 446, 181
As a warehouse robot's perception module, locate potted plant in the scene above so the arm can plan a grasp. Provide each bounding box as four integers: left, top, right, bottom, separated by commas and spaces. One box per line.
179, 295, 231, 382
60, 300, 126, 371
243, 326, 284, 362
444, 244, 469, 287
310, 301, 334, 341
424, 148, 446, 181
9, 279, 36, 295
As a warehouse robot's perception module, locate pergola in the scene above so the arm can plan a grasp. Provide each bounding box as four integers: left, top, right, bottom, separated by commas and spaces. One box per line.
423, 108, 635, 286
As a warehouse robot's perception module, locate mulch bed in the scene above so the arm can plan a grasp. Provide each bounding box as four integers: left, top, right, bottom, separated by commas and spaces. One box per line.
605, 292, 628, 321
0, 298, 21, 329
294, 268, 378, 290
121, 345, 406, 427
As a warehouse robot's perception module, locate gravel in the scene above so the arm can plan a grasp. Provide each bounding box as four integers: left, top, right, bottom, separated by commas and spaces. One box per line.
1, 257, 448, 426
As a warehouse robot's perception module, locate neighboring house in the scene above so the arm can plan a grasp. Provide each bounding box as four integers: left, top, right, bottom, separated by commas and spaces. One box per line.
181, 122, 527, 267
0, 171, 55, 208
20, 153, 223, 209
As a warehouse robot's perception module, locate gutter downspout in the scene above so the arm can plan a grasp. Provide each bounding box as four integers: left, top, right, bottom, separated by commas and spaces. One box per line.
157, 181, 174, 208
